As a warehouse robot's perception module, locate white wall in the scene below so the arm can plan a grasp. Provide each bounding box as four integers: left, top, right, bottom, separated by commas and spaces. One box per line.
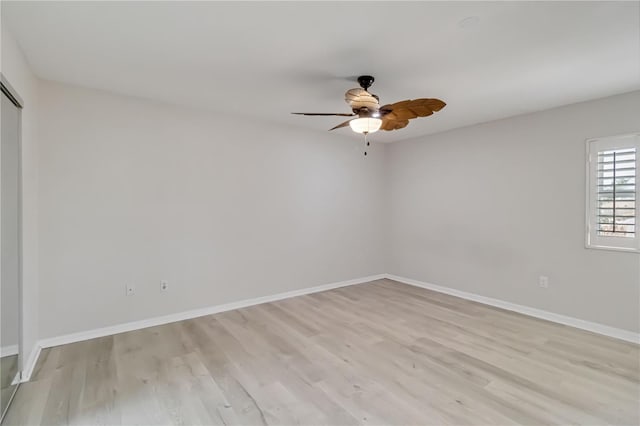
37, 80, 386, 339
1, 25, 40, 371
387, 91, 640, 333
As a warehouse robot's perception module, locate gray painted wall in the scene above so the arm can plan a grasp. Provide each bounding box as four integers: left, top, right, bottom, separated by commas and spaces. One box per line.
37, 81, 386, 339
387, 91, 640, 332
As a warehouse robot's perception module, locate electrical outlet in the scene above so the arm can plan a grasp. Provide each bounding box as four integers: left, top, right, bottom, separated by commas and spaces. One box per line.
539, 276, 549, 288
126, 284, 136, 296
160, 280, 169, 292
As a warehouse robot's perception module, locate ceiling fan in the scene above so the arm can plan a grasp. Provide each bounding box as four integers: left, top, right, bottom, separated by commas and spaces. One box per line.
292, 75, 446, 136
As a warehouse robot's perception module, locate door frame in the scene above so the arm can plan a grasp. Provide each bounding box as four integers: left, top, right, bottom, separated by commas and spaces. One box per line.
0, 72, 24, 422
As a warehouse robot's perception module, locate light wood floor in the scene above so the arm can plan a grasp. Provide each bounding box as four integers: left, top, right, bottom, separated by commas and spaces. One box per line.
1, 354, 19, 420
4, 279, 639, 425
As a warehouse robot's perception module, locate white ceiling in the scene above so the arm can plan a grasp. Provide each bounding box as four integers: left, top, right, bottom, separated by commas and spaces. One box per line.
4, 1, 639, 142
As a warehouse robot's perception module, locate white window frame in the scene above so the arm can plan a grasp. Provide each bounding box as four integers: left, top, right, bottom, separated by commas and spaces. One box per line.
585, 132, 640, 253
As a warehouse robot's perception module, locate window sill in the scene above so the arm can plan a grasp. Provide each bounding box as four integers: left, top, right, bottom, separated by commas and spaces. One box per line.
585, 244, 640, 253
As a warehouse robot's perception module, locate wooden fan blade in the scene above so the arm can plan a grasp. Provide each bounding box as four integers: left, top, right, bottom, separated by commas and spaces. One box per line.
379, 98, 446, 115
378, 98, 445, 131
291, 112, 356, 116
329, 119, 354, 131
380, 118, 410, 131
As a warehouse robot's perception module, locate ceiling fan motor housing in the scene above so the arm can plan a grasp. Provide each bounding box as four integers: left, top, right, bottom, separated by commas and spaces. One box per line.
345, 88, 379, 111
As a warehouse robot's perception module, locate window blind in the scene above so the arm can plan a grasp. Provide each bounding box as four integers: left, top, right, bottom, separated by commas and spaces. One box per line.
596, 148, 636, 237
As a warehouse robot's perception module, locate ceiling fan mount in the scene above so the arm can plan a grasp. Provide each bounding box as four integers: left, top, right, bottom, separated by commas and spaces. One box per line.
357, 75, 375, 91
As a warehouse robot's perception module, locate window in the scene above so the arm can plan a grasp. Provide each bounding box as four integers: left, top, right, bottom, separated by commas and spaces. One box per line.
586, 133, 640, 252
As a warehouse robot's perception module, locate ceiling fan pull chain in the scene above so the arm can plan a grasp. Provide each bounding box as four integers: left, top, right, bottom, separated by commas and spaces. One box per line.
363, 132, 369, 156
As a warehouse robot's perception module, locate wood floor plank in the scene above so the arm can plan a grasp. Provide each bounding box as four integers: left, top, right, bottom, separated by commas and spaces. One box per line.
4, 279, 639, 425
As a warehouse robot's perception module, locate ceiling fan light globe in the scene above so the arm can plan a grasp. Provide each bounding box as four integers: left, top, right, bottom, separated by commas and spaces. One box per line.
349, 117, 382, 134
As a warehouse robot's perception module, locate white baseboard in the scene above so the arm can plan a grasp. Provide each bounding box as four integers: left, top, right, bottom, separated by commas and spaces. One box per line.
37, 274, 387, 350
385, 274, 640, 344
22, 271, 637, 383
21, 344, 41, 382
